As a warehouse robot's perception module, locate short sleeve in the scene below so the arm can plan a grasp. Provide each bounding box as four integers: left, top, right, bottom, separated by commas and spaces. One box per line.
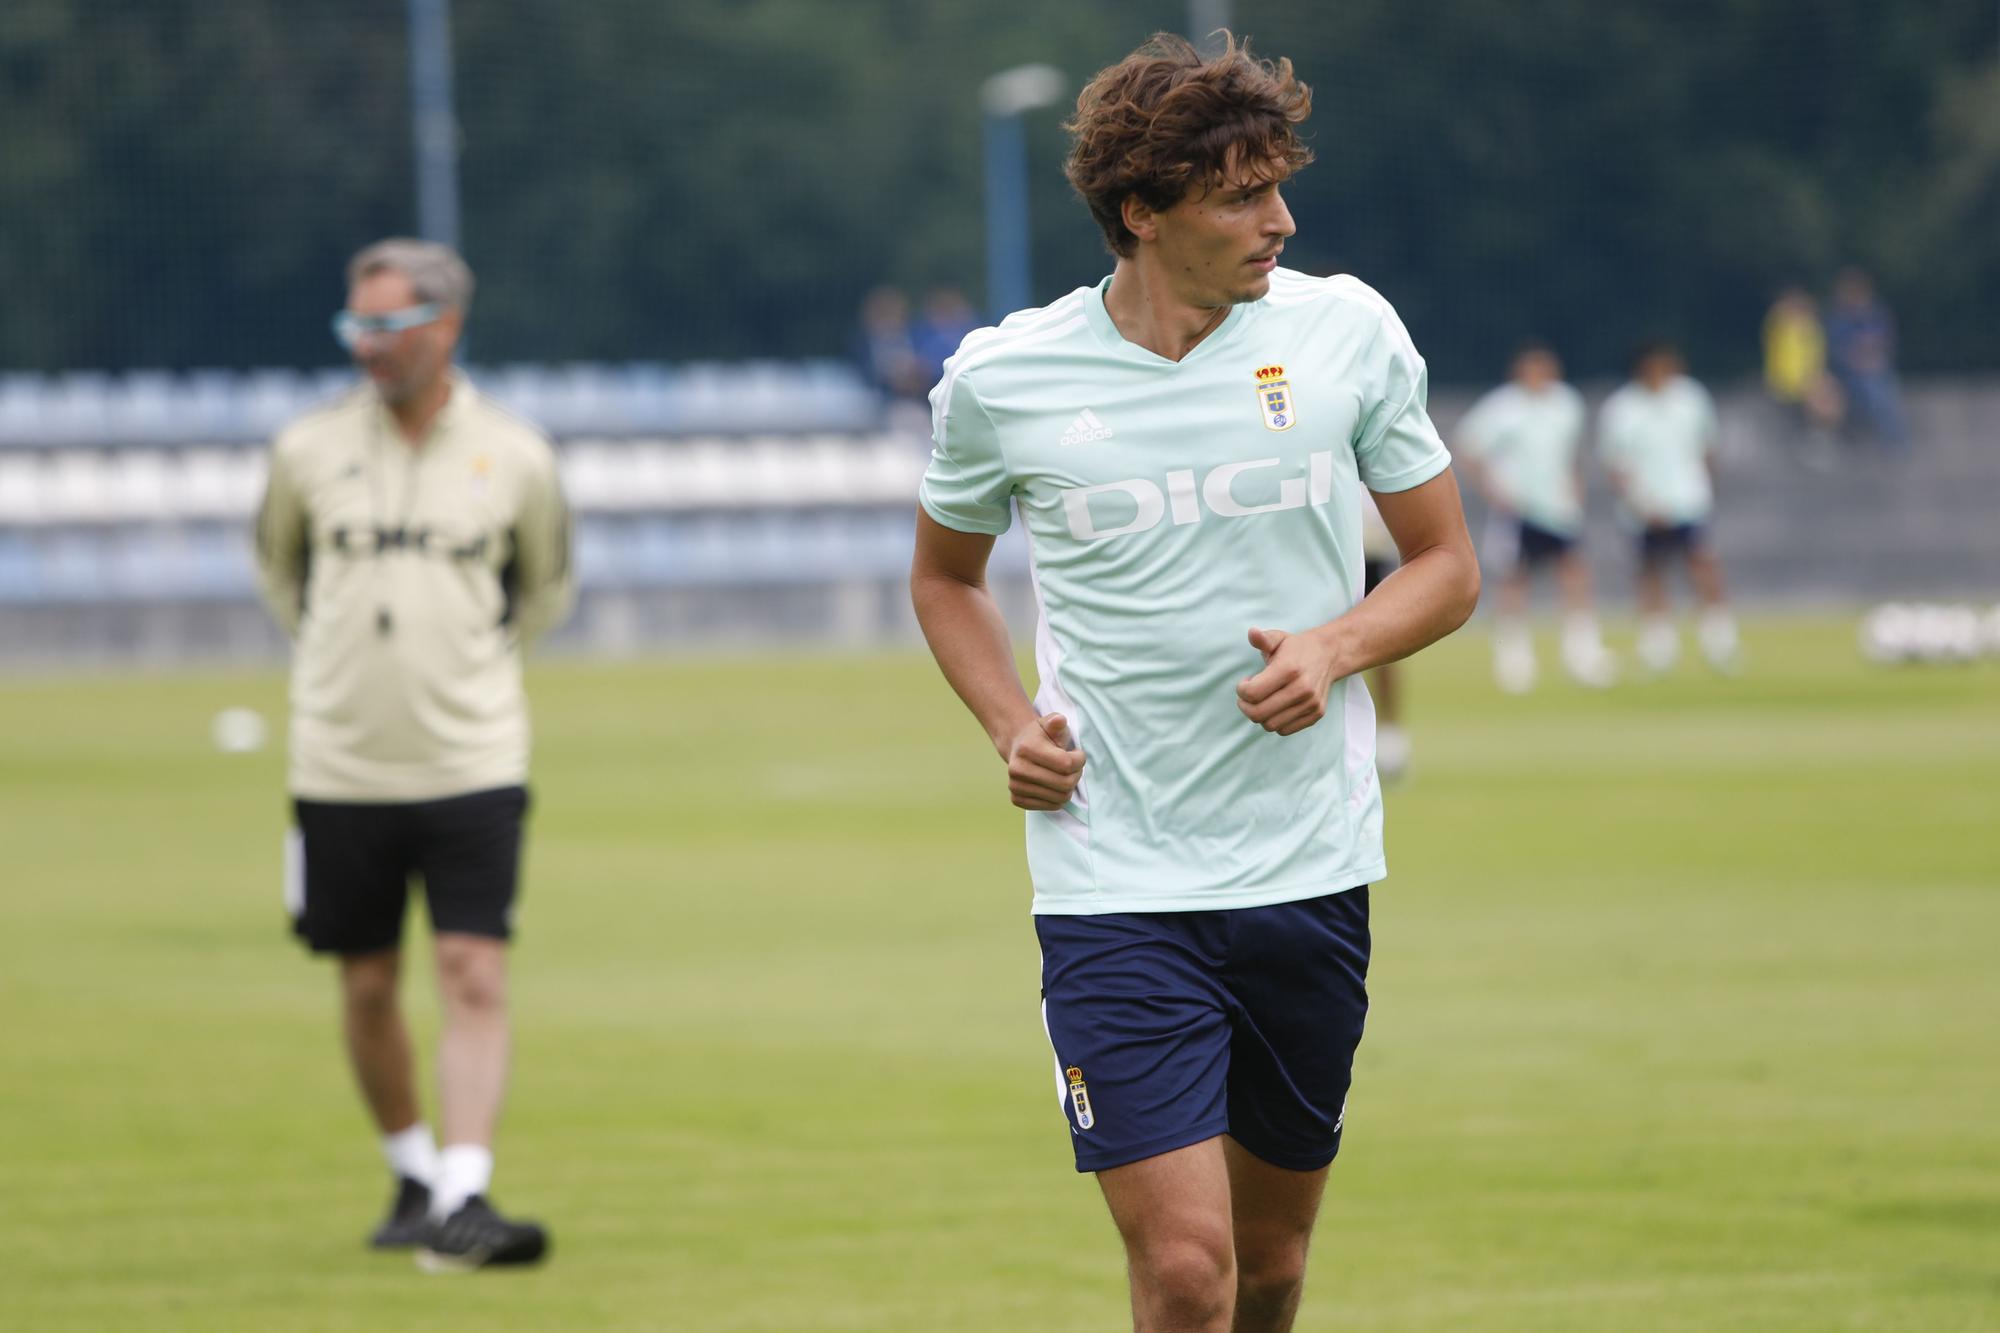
919, 365, 1014, 535
1693, 383, 1720, 454
1559, 386, 1587, 445
1353, 305, 1451, 494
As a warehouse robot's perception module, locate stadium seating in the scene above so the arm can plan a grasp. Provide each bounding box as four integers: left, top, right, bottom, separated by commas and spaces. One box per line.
0, 360, 966, 619
0, 362, 1992, 661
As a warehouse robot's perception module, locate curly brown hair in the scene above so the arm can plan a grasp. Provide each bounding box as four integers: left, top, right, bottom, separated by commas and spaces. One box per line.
1064, 33, 1313, 259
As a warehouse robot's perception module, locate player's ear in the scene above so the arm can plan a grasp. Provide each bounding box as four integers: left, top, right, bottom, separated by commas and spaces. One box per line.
1121, 194, 1159, 246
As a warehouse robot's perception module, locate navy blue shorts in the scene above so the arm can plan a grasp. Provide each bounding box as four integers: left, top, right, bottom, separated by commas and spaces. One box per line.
1036, 888, 1370, 1174
1639, 522, 1706, 569
1516, 519, 1576, 567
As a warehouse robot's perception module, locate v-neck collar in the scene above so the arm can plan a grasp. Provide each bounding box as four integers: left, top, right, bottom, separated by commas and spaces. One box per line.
1083, 275, 1254, 368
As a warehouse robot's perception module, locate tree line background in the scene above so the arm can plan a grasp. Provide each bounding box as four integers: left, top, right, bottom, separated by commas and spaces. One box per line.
2, 0, 1995, 382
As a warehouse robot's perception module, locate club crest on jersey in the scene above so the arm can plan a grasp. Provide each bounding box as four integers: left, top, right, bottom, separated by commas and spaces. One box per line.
1066, 1065, 1095, 1131
1255, 364, 1295, 432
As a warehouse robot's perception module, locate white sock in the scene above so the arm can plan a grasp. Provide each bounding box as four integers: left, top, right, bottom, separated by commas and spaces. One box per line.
1376, 723, 1412, 783
1493, 623, 1537, 693
1638, 617, 1679, 672
431, 1143, 495, 1219
1561, 614, 1615, 686
380, 1123, 439, 1188
1699, 609, 1739, 665
1561, 612, 1606, 658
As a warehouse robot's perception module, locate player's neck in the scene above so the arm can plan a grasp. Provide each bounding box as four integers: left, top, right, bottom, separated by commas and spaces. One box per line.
1103, 260, 1231, 362
385, 376, 453, 444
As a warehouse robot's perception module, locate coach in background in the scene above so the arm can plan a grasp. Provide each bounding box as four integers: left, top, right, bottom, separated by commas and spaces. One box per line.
254, 238, 572, 1271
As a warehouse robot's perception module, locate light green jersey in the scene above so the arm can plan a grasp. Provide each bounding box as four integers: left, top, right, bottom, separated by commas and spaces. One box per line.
921, 269, 1450, 915
1598, 375, 1719, 525
1455, 381, 1587, 535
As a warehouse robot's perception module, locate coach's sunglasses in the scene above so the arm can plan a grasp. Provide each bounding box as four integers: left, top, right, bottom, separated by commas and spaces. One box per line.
332, 303, 444, 350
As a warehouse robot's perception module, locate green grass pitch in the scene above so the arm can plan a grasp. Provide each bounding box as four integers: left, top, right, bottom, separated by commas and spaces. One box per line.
1, 616, 1995, 1331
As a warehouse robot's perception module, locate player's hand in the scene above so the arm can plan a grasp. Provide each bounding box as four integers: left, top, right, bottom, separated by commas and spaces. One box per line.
1236, 627, 1341, 736
1004, 712, 1086, 811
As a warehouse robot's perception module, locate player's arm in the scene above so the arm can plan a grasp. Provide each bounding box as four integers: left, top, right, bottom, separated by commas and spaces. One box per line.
1596, 412, 1641, 517
252, 441, 309, 635
1237, 469, 1479, 735
910, 510, 1082, 810
1699, 389, 1722, 489
507, 446, 576, 646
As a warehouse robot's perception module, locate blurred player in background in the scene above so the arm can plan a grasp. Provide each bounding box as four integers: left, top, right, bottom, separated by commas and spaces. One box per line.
1599, 341, 1739, 674
1454, 343, 1614, 693
254, 238, 572, 1270
911, 34, 1478, 1333
1359, 490, 1410, 781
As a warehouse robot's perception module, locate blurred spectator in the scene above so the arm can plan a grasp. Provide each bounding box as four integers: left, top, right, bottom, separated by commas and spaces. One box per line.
1824, 267, 1910, 451
1761, 287, 1845, 467
1455, 342, 1615, 693
1599, 342, 1740, 675
855, 286, 930, 403
911, 287, 982, 390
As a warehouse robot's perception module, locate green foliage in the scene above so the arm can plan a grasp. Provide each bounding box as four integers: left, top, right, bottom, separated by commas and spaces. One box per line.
1, 619, 1997, 1329
0, 1, 1994, 376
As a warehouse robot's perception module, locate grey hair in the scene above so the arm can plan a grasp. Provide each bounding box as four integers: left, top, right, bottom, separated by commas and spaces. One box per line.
346, 237, 475, 313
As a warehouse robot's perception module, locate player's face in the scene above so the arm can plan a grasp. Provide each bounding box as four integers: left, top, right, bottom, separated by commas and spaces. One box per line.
1150, 159, 1296, 308
1637, 351, 1680, 389
344, 270, 461, 406
1515, 350, 1560, 391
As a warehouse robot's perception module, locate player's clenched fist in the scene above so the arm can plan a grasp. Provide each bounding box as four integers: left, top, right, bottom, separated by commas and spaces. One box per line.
1005, 712, 1086, 810
1236, 626, 1340, 736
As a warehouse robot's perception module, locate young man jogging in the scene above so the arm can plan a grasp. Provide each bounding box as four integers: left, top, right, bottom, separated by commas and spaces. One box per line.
910, 35, 1478, 1333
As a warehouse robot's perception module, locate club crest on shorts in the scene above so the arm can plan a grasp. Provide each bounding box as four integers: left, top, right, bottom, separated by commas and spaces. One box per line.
1255, 364, 1295, 432
1066, 1065, 1095, 1131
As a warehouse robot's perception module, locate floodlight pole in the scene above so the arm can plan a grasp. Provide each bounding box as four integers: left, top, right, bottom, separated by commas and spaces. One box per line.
980, 64, 1065, 321
1189, 0, 1233, 53
407, 0, 463, 250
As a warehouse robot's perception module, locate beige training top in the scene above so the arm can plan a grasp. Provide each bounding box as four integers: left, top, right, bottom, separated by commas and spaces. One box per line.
254, 374, 574, 802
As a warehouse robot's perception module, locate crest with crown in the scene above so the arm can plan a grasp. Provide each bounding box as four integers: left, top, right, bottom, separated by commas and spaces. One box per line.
1255, 364, 1287, 383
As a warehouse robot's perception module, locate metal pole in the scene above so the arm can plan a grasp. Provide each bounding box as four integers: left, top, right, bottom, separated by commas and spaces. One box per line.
407, 0, 462, 249
983, 111, 1031, 320
979, 65, 1065, 321
1189, 0, 1232, 53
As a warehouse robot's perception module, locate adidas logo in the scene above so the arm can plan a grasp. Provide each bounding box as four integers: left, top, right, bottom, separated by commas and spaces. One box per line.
1059, 408, 1116, 447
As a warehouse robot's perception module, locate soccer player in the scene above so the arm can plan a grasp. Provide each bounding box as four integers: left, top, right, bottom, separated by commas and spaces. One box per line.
254, 238, 573, 1270
1598, 341, 1739, 673
1455, 343, 1615, 692
909, 35, 1478, 1333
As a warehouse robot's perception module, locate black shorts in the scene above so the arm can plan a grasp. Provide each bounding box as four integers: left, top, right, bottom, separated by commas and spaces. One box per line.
1516, 519, 1576, 567
1036, 888, 1371, 1174
286, 786, 529, 956
1638, 522, 1706, 570
1363, 558, 1394, 595
1482, 514, 1577, 571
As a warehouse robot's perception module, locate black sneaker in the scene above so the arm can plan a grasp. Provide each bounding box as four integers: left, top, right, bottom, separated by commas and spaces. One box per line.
415, 1195, 549, 1272
368, 1176, 432, 1249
